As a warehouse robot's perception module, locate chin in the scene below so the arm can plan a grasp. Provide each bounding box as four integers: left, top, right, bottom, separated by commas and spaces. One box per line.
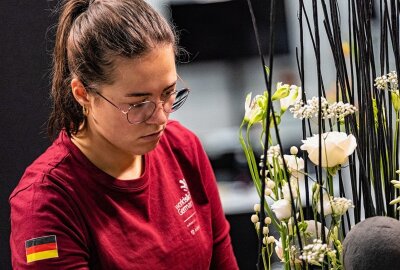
131, 140, 160, 155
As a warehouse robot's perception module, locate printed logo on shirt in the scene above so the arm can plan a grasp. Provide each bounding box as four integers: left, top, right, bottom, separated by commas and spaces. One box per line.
175, 179, 200, 235
25, 235, 59, 263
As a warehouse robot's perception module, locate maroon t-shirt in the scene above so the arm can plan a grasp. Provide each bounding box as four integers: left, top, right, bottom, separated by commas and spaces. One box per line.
10, 120, 238, 269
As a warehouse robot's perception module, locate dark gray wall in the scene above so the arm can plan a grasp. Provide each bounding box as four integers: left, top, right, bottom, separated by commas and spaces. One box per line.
0, 1, 56, 268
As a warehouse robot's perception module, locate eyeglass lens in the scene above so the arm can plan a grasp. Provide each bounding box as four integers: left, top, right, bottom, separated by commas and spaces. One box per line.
127, 88, 189, 124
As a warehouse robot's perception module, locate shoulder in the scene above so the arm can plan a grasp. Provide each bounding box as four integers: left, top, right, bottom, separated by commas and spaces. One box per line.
156, 120, 208, 169
164, 120, 199, 143
9, 131, 72, 201
162, 120, 202, 149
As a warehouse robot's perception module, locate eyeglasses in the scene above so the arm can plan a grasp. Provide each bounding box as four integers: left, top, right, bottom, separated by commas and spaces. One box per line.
94, 85, 190, 125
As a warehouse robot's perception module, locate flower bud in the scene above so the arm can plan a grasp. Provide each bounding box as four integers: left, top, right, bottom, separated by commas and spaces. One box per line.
254, 203, 261, 212
251, 214, 259, 223
290, 146, 298, 155
266, 180, 275, 189
267, 236, 275, 244
264, 217, 272, 224
265, 188, 272, 196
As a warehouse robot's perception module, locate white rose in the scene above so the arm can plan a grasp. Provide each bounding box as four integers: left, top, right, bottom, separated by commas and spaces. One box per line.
271, 199, 292, 220
300, 131, 357, 168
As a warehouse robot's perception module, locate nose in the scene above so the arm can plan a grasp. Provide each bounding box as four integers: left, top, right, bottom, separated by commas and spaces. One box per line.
145, 102, 169, 125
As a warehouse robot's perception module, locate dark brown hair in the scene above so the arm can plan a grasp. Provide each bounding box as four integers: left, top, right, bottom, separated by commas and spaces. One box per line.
48, 0, 177, 139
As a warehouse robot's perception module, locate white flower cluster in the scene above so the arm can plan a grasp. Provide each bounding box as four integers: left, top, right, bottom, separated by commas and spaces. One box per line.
318, 192, 354, 217
266, 145, 282, 166
290, 97, 357, 120
299, 239, 334, 265
374, 71, 398, 91
331, 197, 354, 216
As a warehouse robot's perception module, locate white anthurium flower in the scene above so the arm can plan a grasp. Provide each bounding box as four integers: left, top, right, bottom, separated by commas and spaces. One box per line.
280, 84, 301, 113
300, 131, 357, 168
244, 92, 267, 125
271, 199, 292, 220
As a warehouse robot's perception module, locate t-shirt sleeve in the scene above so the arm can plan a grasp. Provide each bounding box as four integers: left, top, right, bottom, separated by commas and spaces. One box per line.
10, 180, 90, 269
193, 136, 239, 270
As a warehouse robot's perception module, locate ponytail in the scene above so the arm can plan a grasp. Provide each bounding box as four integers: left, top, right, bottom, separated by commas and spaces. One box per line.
48, 0, 90, 139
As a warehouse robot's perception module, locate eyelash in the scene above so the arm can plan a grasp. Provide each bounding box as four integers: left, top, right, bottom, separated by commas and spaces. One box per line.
128, 88, 175, 106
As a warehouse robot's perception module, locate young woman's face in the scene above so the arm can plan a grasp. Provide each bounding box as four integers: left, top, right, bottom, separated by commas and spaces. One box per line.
86, 44, 177, 156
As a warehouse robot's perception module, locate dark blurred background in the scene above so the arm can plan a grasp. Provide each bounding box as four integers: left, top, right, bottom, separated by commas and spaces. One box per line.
1, 1, 56, 269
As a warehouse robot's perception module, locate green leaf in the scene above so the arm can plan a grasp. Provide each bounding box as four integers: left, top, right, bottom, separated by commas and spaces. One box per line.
391, 90, 400, 111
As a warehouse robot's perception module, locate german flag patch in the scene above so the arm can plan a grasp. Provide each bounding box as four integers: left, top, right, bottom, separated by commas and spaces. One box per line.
25, 235, 59, 263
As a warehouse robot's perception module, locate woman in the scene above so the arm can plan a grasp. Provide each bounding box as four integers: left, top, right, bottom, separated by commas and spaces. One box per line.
9, 0, 238, 269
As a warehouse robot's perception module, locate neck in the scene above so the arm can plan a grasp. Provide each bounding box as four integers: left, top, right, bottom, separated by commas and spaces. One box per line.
71, 129, 144, 180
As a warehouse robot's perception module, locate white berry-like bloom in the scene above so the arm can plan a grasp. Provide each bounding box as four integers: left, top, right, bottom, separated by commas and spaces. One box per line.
251, 214, 259, 223
267, 236, 275, 244
264, 217, 272, 224
290, 146, 298, 155
254, 203, 261, 212
266, 179, 276, 189
300, 131, 357, 168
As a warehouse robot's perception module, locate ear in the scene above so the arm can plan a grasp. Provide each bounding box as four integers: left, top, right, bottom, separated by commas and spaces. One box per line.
71, 78, 91, 106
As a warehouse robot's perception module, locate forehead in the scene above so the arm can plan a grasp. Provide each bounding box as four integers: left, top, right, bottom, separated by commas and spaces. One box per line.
110, 45, 177, 89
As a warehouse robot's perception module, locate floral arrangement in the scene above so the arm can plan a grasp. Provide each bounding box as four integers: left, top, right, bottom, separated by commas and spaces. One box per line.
239, 0, 400, 269
240, 84, 357, 269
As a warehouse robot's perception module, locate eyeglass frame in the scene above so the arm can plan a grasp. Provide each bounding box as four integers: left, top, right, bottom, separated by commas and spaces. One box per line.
92, 79, 190, 125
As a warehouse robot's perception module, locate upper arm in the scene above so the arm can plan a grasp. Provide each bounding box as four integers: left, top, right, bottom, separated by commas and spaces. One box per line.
10, 182, 90, 270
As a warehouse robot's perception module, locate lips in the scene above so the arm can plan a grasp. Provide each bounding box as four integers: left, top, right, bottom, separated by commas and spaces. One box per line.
140, 129, 164, 140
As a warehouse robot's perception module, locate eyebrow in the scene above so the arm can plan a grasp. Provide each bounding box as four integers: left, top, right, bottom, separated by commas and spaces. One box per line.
124, 81, 177, 98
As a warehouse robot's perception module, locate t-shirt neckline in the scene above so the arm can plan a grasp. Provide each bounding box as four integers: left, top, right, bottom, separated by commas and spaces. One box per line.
59, 130, 150, 192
